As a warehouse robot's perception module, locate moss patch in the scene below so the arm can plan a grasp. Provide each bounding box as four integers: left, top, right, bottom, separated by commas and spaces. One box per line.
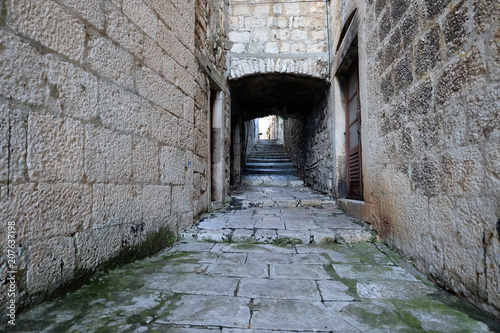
273, 237, 303, 246
324, 264, 359, 299
348, 242, 394, 266
345, 305, 412, 330
125, 293, 169, 325
232, 243, 263, 250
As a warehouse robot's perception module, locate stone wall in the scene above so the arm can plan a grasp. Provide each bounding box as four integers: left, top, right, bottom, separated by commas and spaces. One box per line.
303, 100, 336, 195
195, 0, 230, 208
226, 0, 329, 80
283, 118, 305, 176
0, 0, 226, 315
325, 0, 500, 318
245, 119, 259, 155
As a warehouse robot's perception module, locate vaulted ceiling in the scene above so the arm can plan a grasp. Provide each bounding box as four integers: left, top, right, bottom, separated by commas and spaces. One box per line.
229, 74, 329, 121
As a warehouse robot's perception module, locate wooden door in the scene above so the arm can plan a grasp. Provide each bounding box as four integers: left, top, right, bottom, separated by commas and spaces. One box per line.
345, 63, 362, 199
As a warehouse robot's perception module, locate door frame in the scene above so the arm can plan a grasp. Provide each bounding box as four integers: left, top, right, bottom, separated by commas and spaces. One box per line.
345, 60, 363, 199
210, 89, 225, 206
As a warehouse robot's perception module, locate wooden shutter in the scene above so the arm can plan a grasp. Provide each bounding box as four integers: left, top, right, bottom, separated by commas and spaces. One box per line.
345, 63, 362, 199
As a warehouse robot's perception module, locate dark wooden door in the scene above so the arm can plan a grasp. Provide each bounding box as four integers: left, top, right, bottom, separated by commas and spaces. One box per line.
346, 63, 362, 199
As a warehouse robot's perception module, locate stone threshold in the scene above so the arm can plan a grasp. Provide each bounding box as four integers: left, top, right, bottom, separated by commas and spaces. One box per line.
337, 198, 376, 224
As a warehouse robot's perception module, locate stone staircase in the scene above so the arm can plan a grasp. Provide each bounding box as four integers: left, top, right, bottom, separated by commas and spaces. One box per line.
245, 140, 298, 176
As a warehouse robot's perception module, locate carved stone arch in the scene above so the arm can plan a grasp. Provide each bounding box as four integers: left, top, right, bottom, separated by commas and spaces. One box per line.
228, 57, 329, 81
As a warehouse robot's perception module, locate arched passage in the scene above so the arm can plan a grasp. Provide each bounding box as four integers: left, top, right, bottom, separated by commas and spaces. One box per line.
230, 73, 329, 121
229, 73, 329, 185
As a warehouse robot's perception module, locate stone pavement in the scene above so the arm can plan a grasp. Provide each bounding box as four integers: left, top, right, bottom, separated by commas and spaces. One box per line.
241, 174, 304, 187
182, 185, 372, 244
12, 185, 500, 332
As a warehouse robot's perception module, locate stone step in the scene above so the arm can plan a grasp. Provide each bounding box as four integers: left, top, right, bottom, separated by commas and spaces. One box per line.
251, 151, 286, 154
246, 162, 295, 169
247, 142, 298, 177
253, 146, 285, 149
250, 153, 287, 156
249, 153, 290, 158
247, 158, 292, 163
256, 140, 278, 144
242, 175, 304, 187
246, 168, 298, 175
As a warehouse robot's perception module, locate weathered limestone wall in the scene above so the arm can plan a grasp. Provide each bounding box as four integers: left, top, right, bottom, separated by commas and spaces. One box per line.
245, 119, 259, 155
226, 0, 330, 185
0, 0, 227, 315
195, 0, 231, 208
226, 0, 329, 80
283, 117, 305, 172
324, 0, 500, 317
302, 100, 336, 194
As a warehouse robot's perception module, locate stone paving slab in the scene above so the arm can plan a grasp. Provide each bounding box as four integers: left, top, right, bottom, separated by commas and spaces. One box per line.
183, 197, 373, 244
212, 243, 297, 253
249, 299, 358, 332
350, 242, 397, 265
242, 174, 305, 187
276, 230, 311, 244
290, 253, 331, 264
325, 299, 493, 333
13, 240, 500, 332
232, 229, 255, 242
271, 264, 332, 280
237, 278, 320, 300
260, 215, 281, 221
231, 186, 334, 209
254, 219, 285, 229
155, 295, 251, 328
157, 329, 221, 333
196, 229, 233, 242
356, 280, 431, 299
169, 242, 216, 252
317, 280, 355, 301
161, 251, 220, 264
284, 220, 317, 229
208, 263, 269, 278
332, 264, 418, 282
254, 229, 278, 243
156, 262, 210, 274
11, 184, 500, 332
146, 274, 238, 296
245, 253, 293, 265
217, 252, 248, 264
334, 228, 374, 243
309, 228, 339, 243
222, 330, 318, 333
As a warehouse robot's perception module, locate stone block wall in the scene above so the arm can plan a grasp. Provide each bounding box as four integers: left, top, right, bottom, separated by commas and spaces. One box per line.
283, 117, 305, 176
245, 119, 259, 155
0, 0, 226, 315
302, 100, 336, 194
324, 0, 500, 317
196, 0, 231, 206
363, 0, 499, 317
226, 0, 329, 79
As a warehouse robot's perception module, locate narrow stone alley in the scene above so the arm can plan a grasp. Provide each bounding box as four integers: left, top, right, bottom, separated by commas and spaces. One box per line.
3, 0, 499, 327
13, 160, 500, 332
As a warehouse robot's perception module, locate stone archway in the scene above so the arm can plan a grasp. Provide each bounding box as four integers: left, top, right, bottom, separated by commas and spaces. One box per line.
228, 57, 329, 82
229, 73, 329, 185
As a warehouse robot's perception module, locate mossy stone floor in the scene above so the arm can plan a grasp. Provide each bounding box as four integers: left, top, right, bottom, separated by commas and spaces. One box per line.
12, 196, 500, 332
13, 241, 500, 332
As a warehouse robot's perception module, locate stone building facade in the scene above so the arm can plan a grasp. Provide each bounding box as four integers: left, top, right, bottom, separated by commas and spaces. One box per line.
227, 0, 499, 319
1, 0, 499, 320
329, 0, 499, 318
0, 0, 229, 315
306, 0, 499, 318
